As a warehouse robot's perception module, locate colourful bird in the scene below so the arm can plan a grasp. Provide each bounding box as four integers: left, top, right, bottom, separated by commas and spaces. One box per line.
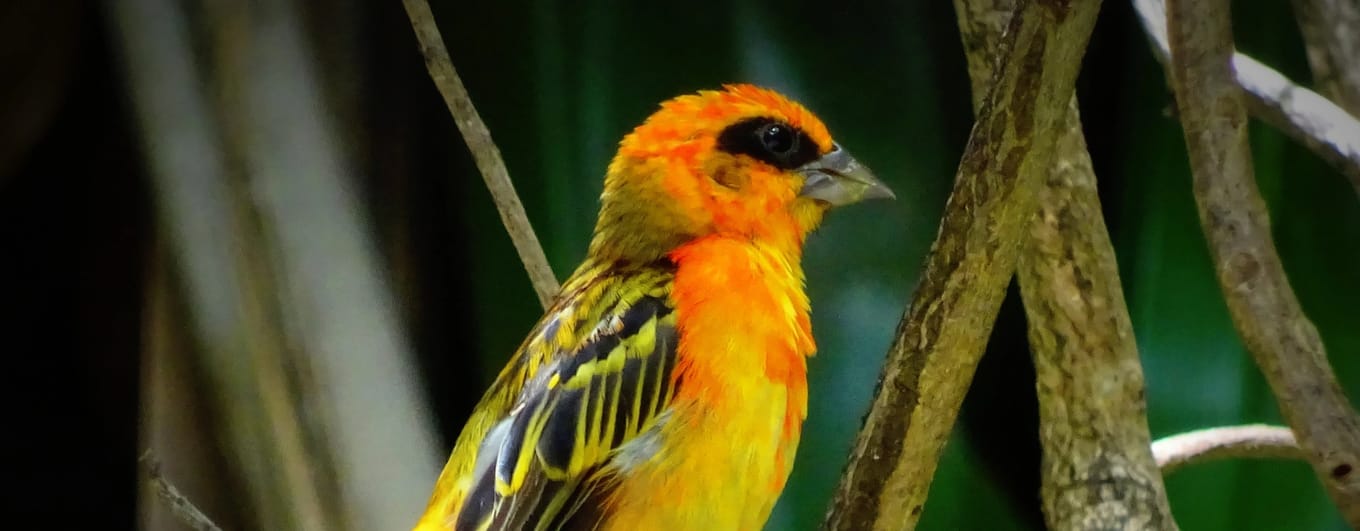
416, 84, 892, 531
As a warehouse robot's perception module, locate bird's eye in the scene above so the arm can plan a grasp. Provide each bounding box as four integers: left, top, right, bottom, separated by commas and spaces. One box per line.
760, 124, 796, 156
715, 117, 822, 170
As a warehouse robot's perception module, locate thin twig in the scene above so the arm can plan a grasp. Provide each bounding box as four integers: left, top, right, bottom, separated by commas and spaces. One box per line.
1288, 0, 1360, 116
1134, 0, 1360, 198
400, 0, 560, 308
1165, 0, 1360, 525
1153, 425, 1303, 475
955, 1, 1175, 529
822, 1, 1102, 529
140, 450, 224, 531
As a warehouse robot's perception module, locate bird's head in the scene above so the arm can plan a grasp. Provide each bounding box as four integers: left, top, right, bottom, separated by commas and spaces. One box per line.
589, 84, 893, 262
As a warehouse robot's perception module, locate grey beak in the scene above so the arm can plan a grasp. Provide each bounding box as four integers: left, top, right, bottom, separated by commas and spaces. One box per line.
797, 145, 895, 206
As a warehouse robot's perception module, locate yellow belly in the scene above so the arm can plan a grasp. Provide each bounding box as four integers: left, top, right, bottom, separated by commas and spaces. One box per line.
600, 381, 800, 531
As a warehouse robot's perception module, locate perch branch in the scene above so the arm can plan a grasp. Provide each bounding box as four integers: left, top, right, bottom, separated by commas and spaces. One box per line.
1288, 0, 1360, 116
955, 1, 1175, 529
1133, 0, 1360, 198
822, 1, 1102, 529
401, 0, 560, 308
1153, 425, 1302, 475
140, 450, 224, 531
1165, 0, 1360, 525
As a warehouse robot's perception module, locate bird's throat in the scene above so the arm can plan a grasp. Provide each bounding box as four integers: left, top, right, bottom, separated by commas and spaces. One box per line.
667, 234, 815, 398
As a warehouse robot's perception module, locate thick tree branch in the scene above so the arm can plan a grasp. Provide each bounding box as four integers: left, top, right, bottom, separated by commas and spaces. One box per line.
956, 1, 1175, 529
822, 1, 1101, 529
140, 450, 224, 531
1165, 0, 1360, 525
1289, 0, 1360, 116
1019, 103, 1176, 531
1134, 0, 1360, 198
1153, 425, 1303, 475
401, 0, 560, 308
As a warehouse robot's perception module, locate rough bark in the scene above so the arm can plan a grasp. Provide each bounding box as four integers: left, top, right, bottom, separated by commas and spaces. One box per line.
957, 2, 1176, 529
1165, 0, 1360, 525
822, 1, 1102, 529
1017, 101, 1175, 530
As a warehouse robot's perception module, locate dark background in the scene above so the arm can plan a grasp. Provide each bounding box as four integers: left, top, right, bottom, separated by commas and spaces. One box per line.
5, 0, 1357, 529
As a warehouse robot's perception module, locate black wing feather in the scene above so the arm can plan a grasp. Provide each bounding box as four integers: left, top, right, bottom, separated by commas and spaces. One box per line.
454, 274, 679, 531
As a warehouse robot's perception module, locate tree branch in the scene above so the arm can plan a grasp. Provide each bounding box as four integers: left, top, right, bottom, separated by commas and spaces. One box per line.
400, 0, 560, 308
955, 1, 1175, 529
1019, 103, 1176, 531
140, 450, 224, 531
1153, 425, 1303, 475
1289, 0, 1360, 116
1133, 0, 1360, 199
1165, 0, 1360, 525
822, 1, 1102, 529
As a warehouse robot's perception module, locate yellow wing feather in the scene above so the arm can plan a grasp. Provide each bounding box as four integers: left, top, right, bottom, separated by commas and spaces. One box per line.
416, 260, 680, 531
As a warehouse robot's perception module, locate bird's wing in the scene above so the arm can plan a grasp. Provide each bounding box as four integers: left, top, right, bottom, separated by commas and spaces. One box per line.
442, 267, 681, 531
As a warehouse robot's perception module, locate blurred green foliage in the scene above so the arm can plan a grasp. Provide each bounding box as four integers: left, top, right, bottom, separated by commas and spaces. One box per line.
432, 1, 1359, 529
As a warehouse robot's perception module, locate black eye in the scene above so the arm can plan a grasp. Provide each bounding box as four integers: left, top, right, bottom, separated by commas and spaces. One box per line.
715, 117, 822, 170
760, 124, 795, 155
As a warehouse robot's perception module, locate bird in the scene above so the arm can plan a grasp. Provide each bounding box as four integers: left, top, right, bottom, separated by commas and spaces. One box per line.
415, 84, 893, 531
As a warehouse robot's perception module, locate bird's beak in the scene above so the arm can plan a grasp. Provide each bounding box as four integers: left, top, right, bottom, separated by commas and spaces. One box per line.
797, 145, 895, 206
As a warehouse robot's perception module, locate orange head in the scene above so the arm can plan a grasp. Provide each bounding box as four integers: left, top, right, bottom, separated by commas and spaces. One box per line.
588, 84, 892, 262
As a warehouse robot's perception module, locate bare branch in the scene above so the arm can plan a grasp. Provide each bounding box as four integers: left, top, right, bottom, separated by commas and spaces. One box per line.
822, 1, 1102, 529
1134, 0, 1360, 198
1289, 0, 1360, 116
955, 1, 1175, 529
1232, 54, 1360, 198
1165, 0, 1360, 524
400, 0, 560, 308
140, 450, 224, 531
1153, 425, 1303, 475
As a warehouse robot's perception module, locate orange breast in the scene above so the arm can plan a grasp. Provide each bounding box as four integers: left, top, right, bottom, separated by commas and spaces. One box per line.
598, 236, 814, 530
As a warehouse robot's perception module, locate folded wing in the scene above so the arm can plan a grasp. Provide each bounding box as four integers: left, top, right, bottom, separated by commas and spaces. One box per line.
455, 270, 680, 531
